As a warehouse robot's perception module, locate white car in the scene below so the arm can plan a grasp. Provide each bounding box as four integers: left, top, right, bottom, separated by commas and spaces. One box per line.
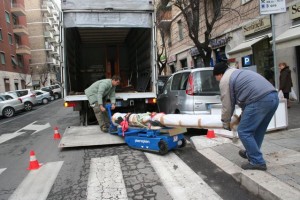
34, 90, 52, 104
0, 94, 24, 118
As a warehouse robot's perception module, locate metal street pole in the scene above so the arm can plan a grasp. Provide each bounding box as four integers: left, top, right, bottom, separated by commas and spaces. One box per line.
272, 14, 278, 89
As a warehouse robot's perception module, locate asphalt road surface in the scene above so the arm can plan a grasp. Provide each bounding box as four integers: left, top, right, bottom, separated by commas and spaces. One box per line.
0, 99, 261, 200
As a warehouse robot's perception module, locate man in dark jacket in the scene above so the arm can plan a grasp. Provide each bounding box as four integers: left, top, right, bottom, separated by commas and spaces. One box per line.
85, 75, 120, 132
279, 62, 293, 108
214, 62, 279, 170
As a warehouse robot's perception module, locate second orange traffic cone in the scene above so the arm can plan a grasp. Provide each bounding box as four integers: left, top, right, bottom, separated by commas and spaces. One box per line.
27, 150, 41, 170
53, 127, 61, 140
206, 130, 216, 139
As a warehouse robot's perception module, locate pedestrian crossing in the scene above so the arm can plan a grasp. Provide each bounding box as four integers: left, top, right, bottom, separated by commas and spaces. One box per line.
1, 151, 224, 200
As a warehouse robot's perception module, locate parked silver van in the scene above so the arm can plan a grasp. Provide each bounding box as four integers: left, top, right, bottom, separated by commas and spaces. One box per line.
157, 67, 221, 114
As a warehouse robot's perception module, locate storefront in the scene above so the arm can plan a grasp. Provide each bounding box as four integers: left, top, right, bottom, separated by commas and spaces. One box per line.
210, 34, 232, 65
227, 16, 274, 84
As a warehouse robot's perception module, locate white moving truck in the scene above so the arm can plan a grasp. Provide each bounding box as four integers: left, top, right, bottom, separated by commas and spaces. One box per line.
62, 0, 158, 126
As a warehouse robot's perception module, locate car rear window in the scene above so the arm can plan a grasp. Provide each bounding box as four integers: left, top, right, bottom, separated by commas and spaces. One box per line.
17, 90, 29, 96
193, 70, 220, 95
171, 72, 190, 90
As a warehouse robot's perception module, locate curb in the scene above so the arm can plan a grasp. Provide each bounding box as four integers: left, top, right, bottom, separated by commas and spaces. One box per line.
190, 136, 300, 200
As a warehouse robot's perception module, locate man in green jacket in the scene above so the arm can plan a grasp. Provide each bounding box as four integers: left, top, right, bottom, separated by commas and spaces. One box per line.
84, 75, 121, 132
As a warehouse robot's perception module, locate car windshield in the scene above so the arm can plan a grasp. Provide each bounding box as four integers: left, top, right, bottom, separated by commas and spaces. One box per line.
193, 70, 220, 96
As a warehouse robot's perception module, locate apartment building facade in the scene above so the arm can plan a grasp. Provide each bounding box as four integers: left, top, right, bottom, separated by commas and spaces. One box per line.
25, 0, 61, 88
159, 0, 300, 100
0, 0, 31, 92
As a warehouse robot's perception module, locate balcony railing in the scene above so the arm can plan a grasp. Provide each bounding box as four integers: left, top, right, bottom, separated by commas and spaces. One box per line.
13, 25, 29, 36
16, 45, 31, 55
43, 18, 53, 27
11, 3, 26, 16
44, 31, 54, 39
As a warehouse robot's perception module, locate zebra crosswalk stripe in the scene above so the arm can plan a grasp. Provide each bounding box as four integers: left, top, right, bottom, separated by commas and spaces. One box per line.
0, 168, 6, 175
145, 152, 223, 200
8, 161, 63, 200
87, 156, 128, 200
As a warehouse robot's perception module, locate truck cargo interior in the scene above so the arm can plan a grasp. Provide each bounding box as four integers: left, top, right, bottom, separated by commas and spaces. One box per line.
65, 27, 153, 95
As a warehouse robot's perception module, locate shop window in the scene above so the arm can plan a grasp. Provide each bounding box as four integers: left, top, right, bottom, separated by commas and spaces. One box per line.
8, 34, 13, 45
177, 20, 183, 41
170, 65, 175, 73
0, 52, 5, 64
5, 11, 10, 23
180, 59, 187, 69
0, 29, 3, 41
4, 78, 10, 91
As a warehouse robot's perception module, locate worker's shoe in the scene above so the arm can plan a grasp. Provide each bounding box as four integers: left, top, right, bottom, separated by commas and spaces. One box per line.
238, 150, 248, 159
101, 126, 108, 133
241, 163, 267, 171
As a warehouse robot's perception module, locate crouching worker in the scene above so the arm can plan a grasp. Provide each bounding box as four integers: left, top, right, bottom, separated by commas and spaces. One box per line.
214, 62, 279, 171
84, 75, 121, 132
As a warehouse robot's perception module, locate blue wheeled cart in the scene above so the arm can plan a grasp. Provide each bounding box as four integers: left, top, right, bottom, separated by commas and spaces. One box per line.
106, 104, 186, 155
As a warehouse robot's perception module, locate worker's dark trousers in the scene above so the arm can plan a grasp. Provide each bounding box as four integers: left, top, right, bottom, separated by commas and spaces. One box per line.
92, 102, 110, 128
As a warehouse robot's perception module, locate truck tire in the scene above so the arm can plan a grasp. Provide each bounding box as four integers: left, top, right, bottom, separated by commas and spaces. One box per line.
2, 107, 15, 118
178, 138, 187, 148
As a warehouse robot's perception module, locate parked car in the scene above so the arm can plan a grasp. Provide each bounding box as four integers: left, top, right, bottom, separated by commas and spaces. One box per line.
40, 87, 55, 101
41, 84, 62, 100
9, 89, 38, 111
0, 94, 24, 118
157, 67, 221, 114
34, 90, 52, 104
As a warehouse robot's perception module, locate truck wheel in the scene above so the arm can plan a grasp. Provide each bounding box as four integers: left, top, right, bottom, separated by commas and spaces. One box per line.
24, 102, 33, 111
178, 138, 186, 148
158, 140, 169, 155
2, 107, 15, 118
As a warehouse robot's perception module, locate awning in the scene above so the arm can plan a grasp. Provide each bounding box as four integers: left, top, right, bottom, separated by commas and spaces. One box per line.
275, 25, 300, 50
227, 34, 271, 58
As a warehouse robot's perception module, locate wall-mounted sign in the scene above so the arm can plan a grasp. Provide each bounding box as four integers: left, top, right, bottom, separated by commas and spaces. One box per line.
289, 3, 300, 20
242, 55, 253, 67
243, 17, 271, 36
210, 35, 232, 49
260, 0, 286, 15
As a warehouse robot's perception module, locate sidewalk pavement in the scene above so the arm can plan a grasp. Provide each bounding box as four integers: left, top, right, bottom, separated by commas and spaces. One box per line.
190, 102, 300, 200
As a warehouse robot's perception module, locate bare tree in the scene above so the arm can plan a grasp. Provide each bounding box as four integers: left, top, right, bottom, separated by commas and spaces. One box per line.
156, 0, 171, 75
39, 66, 50, 86
168, 0, 236, 66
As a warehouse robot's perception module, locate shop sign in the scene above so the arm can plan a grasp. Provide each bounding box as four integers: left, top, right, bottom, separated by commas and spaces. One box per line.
210, 36, 232, 49
259, 0, 286, 15
289, 3, 300, 20
167, 55, 177, 63
243, 17, 271, 36
242, 55, 253, 67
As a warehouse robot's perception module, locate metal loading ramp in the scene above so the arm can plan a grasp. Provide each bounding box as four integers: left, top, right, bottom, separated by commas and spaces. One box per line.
59, 125, 125, 148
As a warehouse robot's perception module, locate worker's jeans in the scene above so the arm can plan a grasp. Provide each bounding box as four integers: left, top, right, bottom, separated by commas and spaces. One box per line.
238, 92, 279, 165
92, 102, 110, 128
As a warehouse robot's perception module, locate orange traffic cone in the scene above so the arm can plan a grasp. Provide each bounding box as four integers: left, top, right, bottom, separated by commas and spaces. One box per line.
53, 127, 61, 140
27, 150, 41, 170
206, 130, 216, 139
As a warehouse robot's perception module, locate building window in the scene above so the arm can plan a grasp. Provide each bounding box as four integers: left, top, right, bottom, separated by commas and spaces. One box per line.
17, 55, 23, 67
5, 11, 10, 23
11, 56, 18, 67
177, 20, 183, 41
0, 29, 3, 41
0, 52, 5, 64
8, 34, 13, 44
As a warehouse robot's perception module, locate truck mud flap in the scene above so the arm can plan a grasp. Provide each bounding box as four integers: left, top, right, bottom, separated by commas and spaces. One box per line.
59, 125, 125, 148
